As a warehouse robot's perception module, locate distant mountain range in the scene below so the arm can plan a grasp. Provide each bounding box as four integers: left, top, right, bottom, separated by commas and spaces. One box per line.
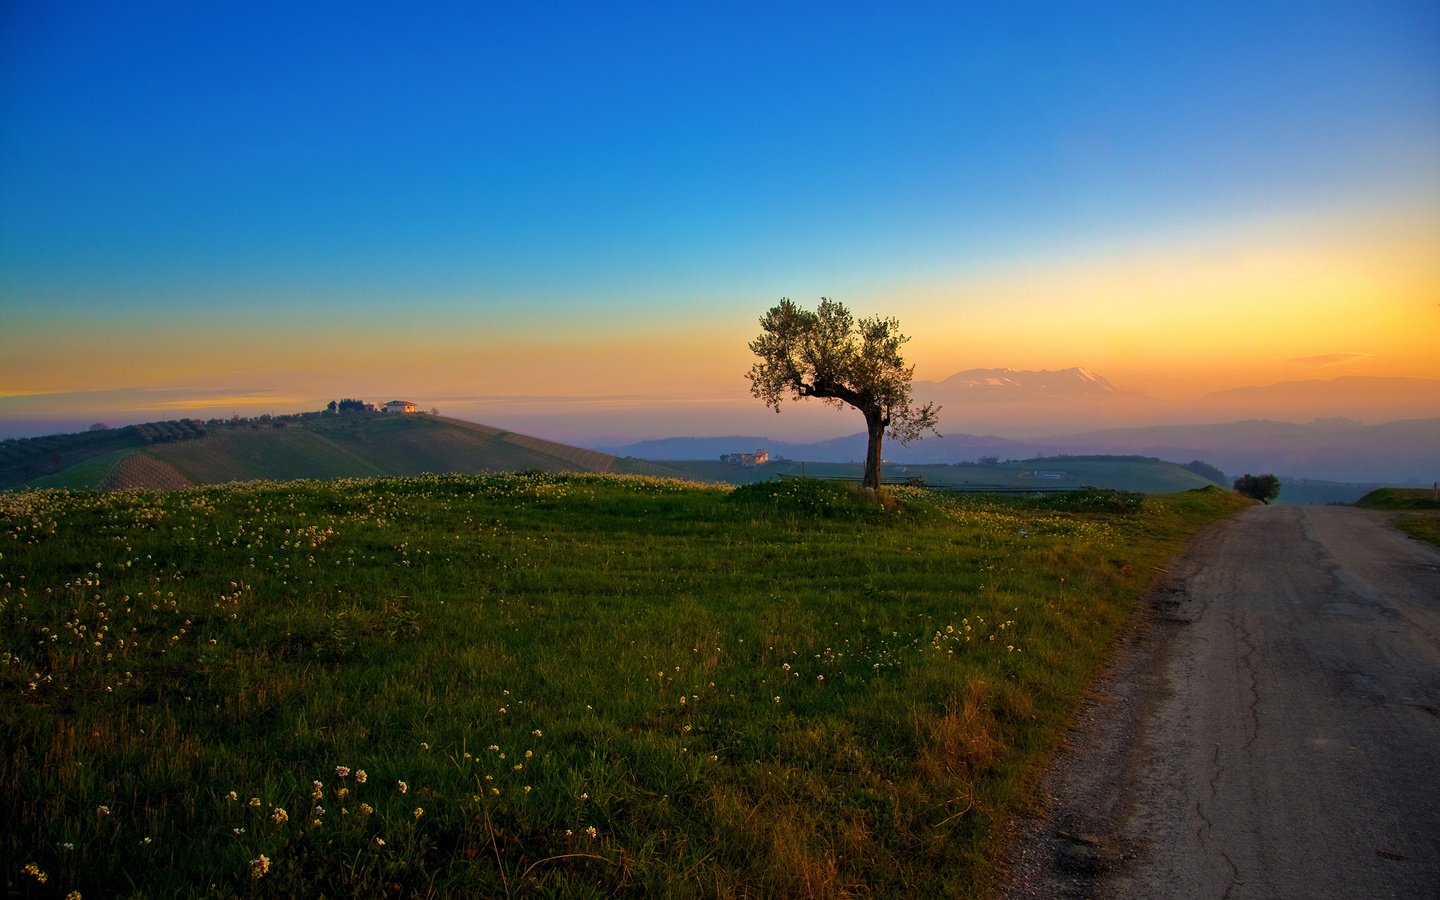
601, 416, 1440, 485
916, 366, 1129, 398
597, 368, 1438, 484
908, 368, 1440, 435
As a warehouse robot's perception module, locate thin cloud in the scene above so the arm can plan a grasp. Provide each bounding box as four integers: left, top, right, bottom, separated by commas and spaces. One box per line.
1283, 352, 1372, 367
152, 392, 302, 410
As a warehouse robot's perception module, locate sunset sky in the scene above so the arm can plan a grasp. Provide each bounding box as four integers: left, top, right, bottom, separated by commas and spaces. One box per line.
2, 1, 1437, 444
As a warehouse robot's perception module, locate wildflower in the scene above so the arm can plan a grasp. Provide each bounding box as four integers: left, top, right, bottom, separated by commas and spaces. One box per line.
396, 780, 408, 794
355, 769, 367, 784
249, 797, 262, 808
585, 826, 598, 839
487, 744, 499, 752
23, 863, 48, 883
62, 842, 74, 851
225, 791, 238, 802
532, 729, 543, 738
375, 837, 386, 847
311, 781, 324, 800
66, 892, 82, 900
336, 787, 349, 800
250, 854, 270, 879
97, 804, 111, 816
413, 807, 424, 819
271, 807, 289, 824
359, 803, 374, 816
774, 696, 781, 703
420, 742, 430, 751
335, 766, 350, 778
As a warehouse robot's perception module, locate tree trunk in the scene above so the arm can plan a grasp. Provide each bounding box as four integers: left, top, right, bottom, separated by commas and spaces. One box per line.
863, 413, 886, 490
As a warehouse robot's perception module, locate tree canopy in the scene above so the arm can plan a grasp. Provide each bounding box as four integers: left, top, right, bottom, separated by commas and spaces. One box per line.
1233, 473, 1281, 504
747, 297, 939, 490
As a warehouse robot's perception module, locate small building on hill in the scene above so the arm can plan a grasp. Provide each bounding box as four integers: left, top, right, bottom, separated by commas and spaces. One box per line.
721, 449, 769, 466
383, 401, 416, 414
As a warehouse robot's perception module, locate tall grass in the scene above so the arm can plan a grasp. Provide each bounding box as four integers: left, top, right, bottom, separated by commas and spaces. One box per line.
1, 475, 1245, 897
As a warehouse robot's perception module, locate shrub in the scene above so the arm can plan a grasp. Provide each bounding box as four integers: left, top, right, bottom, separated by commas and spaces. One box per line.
1233, 473, 1280, 504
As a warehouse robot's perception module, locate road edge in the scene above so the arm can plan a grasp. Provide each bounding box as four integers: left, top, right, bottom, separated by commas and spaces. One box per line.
995, 513, 1238, 898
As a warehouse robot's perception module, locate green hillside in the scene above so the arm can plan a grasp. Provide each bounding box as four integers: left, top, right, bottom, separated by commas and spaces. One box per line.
1355, 487, 1440, 510
9, 413, 1228, 496
649, 455, 1219, 494
6, 413, 619, 490
0, 419, 207, 490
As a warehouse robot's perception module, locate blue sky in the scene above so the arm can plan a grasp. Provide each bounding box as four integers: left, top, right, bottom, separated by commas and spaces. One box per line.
2, 1, 1437, 441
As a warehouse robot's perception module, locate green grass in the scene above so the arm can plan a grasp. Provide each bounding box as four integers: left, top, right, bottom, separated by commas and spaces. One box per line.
22, 449, 134, 491
0, 475, 1246, 897
1355, 487, 1440, 511
1355, 488, 1440, 548
1393, 515, 1440, 548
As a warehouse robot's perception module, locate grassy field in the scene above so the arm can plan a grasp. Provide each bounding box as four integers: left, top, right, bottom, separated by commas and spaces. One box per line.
1356, 487, 1440, 548
1, 475, 1247, 897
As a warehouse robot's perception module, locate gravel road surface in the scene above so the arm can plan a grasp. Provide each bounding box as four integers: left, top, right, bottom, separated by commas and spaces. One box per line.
1003, 505, 1440, 899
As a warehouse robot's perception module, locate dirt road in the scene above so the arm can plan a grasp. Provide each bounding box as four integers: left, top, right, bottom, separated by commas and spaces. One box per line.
1004, 505, 1440, 899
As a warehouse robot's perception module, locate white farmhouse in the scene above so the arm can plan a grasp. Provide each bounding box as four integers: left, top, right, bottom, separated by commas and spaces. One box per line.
383, 400, 416, 414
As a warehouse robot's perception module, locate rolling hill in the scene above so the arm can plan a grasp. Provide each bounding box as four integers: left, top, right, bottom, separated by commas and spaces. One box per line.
621, 456, 1221, 494
4, 413, 641, 491
9, 411, 1228, 496
608, 417, 1440, 486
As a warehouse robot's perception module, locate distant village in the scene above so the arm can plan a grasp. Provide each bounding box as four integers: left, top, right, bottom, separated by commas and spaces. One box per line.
720, 449, 770, 466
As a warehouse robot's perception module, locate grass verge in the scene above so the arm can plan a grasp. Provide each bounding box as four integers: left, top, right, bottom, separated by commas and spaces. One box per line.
1, 475, 1245, 897
1355, 487, 1440, 549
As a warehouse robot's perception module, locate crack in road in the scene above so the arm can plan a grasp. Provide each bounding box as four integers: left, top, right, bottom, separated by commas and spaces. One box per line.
1219, 851, 1242, 900
1232, 610, 1260, 752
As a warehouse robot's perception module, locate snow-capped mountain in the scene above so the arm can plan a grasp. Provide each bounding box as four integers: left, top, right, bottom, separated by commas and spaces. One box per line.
917, 367, 1125, 398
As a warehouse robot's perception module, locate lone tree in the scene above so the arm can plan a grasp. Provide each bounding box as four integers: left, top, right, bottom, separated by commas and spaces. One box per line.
1233, 473, 1281, 504
747, 297, 940, 490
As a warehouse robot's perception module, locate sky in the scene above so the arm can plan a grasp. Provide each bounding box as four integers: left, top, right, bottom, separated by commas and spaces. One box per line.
2, 0, 1438, 444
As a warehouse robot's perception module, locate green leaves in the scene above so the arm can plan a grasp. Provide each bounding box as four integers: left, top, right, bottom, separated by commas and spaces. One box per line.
747, 297, 939, 434
747, 298, 940, 486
